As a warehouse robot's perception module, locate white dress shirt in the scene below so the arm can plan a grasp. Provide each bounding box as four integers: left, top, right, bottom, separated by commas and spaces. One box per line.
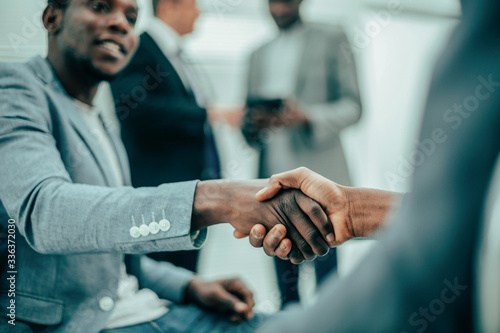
254, 22, 307, 176
255, 22, 305, 99
71, 98, 124, 187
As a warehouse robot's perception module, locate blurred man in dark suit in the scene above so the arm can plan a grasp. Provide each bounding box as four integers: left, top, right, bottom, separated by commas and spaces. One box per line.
111, 0, 220, 272
242, 0, 362, 308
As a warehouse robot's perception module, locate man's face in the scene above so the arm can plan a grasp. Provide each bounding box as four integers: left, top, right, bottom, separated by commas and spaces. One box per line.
268, 0, 302, 29
161, 0, 200, 36
56, 0, 139, 80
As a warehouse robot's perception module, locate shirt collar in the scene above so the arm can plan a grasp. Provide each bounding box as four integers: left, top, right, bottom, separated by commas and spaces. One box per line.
144, 17, 183, 57
71, 97, 97, 114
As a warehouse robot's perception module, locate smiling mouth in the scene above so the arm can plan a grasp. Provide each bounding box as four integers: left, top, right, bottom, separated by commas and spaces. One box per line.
96, 40, 126, 56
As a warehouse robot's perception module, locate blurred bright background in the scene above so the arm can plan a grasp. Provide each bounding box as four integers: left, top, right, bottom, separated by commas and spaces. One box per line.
1, 0, 461, 313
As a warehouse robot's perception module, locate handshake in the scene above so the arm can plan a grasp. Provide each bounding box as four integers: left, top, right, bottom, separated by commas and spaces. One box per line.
192, 167, 398, 264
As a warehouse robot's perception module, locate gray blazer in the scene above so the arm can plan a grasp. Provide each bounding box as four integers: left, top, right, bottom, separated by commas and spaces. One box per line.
247, 23, 362, 185
0, 56, 206, 332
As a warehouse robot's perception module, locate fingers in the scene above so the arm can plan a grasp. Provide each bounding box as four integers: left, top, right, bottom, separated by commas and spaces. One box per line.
295, 193, 335, 248
249, 225, 293, 260
255, 167, 312, 201
287, 244, 305, 264
275, 239, 292, 259
248, 224, 266, 248
261, 224, 287, 256
279, 214, 317, 261
255, 181, 283, 202
223, 278, 255, 319
285, 201, 327, 259
227, 278, 255, 310
217, 289, 250, 320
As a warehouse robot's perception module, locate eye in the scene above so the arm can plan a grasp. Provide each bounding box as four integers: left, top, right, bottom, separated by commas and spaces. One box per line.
126, 15, 137, 26
90, 1, 110, 13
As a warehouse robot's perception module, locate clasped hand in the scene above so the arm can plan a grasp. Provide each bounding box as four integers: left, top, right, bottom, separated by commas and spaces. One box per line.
228, 185, 336, 264
232, 168, 356, 264
231, 168, 397, 263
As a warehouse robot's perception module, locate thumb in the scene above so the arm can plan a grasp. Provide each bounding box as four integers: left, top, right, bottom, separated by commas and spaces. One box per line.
255, 183, 282, 201
255, 175, 289, 201
256, 168, 309, 201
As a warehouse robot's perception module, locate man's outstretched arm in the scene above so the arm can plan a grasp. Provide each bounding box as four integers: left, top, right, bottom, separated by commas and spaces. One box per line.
0, 64, 331, 260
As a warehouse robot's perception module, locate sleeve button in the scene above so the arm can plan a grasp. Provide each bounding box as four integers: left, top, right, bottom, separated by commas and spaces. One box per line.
159, 219, 171, 232
129, 226, 141, 238
139, 224, 150, 236
149, 222, 160, 234
99, 297, 114, 311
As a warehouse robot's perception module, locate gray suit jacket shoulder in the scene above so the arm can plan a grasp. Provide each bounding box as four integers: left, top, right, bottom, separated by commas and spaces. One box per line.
0, 56, 204, 332
247, 23, 362, 185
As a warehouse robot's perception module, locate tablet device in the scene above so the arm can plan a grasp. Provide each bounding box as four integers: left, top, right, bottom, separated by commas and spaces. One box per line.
246, 97, 284, 112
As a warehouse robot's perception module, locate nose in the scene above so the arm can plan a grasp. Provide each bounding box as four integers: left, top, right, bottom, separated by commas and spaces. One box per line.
270, 3, 287, 16
107, 12, 129, 34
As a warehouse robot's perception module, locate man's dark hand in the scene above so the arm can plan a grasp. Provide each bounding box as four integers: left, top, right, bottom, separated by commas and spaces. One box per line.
241, 108, 270, 147
245, 107, 283, 130
184, 277, 255, 321
230, 189, 332, 263
242, 100, 308, 134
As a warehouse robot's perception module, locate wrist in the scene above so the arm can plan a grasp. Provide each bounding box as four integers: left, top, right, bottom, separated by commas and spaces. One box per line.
191, 180, 267, 231
184, 278, 200, 304
192, 180, 232, 231
341, 186, 397, 238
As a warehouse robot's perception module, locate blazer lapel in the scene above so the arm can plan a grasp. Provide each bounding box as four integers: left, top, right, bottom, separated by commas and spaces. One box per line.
141, 32, 193, 100
63, 99, 118, 187
100, 115, 132, 186
27, 56, 118, 187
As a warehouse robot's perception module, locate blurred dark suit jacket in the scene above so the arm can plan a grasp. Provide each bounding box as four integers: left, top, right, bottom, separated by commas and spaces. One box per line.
258, 0, 500, 332
111, 32, 216, 186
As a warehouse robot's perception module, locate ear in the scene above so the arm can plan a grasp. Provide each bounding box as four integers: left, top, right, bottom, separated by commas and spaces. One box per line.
43, 5, 64, 35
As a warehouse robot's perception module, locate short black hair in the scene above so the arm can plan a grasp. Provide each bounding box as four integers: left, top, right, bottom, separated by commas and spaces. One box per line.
48, 0, 70, 9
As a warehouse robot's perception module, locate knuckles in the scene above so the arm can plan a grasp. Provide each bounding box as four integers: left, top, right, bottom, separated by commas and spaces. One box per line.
308, 203, 325, 220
